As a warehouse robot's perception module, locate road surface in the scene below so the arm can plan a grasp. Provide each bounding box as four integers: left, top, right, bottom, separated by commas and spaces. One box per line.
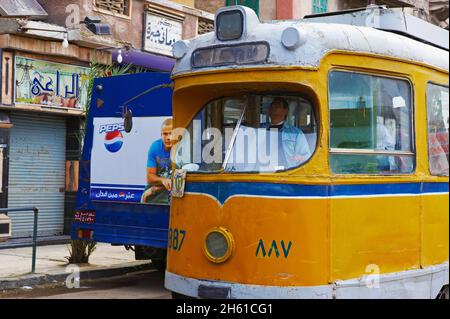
0, 269, 171, 299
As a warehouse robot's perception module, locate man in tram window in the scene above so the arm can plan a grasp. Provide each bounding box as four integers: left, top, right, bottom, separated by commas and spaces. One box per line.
263, 97, 311, 168
141, 118, 173, 204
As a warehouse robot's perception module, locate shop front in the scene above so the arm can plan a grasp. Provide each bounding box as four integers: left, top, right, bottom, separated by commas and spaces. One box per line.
0, 44, 93, 239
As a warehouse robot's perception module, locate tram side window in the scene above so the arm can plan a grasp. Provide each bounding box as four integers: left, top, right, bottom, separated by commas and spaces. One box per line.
174, 94, 317, 173
427, 84, 449, 176
329, 71, 414, 174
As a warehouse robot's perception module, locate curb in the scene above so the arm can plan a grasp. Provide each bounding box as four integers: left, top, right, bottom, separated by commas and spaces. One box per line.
0, 236, 71, 250
0, 261, 155, 290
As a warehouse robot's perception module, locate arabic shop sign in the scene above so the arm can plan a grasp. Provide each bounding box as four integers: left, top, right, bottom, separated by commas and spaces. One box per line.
15, 56, 90, 110
144, 13, 182, 57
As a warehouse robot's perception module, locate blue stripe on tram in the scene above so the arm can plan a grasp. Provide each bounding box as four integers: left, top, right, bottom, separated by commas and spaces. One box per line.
184, 182, 449, 205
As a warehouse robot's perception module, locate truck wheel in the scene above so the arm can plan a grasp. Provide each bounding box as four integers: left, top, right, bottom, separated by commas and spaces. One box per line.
134, 245, 167, 272
151, 257, 166, 272
134, 245, 151, 260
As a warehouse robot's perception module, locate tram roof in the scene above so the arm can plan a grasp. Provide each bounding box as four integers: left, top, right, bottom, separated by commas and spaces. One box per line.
303, 5, 448, 51
171, 6, 449, 77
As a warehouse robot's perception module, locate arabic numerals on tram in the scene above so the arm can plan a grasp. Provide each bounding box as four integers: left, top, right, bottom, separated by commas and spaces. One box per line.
168, 228, 186, 251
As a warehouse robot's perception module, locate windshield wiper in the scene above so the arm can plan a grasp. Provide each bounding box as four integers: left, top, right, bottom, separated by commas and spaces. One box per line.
222, 104, 247, 172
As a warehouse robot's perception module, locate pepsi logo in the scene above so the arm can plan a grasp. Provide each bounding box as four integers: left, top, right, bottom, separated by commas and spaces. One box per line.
104, 130, 123, 153
99, 123, 125, 134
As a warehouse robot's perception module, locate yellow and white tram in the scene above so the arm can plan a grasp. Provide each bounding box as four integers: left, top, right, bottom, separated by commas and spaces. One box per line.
165, 5, 449, 299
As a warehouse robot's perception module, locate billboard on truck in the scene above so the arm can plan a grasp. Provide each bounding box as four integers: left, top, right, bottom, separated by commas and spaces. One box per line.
90, 116, 171, 204
71, 72, 172, 266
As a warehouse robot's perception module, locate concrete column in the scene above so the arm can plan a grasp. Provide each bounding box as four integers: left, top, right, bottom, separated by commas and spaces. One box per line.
276, 0, 294, 19
292, 0, 303, 19
259, 0, 277, 21
276, 0, 306, 19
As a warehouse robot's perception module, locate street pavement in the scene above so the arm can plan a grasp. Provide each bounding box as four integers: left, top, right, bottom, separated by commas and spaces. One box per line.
0, 243, 136, 278
0, 243, 154, 291
0, 242, 171, 299
0, 270, 171, 299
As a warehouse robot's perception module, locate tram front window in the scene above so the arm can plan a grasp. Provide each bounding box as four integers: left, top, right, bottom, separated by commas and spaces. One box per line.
174, 94, 317, 173
329, 71, 414, 174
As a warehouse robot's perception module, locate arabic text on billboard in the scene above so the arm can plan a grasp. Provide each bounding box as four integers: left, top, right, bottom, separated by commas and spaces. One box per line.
15, 56, 90, 110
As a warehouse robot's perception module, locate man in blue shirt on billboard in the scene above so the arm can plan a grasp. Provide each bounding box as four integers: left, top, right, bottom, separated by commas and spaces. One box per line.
141, 118, 173, 204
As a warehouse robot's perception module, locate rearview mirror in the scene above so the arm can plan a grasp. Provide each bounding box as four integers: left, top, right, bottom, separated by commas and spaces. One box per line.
123, 106, 133, 133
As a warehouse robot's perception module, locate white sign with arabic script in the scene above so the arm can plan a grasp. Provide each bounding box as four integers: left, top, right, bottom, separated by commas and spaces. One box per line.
144, 13, 182, 57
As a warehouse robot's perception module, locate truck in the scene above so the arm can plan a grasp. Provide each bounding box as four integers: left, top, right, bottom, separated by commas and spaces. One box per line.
71, 72, 172, 270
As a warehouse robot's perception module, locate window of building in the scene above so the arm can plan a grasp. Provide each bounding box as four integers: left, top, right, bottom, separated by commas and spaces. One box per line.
427, 83, 449, 176
94, 0, 131, 17
312, 0, 328, 13
226, 0, 259, 16
174, 94, 317, 173
329, 71, 414, 174
198, 18, 214, 35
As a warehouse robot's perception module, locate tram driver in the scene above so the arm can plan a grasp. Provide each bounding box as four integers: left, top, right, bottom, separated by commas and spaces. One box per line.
264, 97, 311, 168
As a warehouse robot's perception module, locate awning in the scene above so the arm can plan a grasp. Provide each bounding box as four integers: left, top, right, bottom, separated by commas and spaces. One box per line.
429, 0, 449, 29
0, 0, 47, 18
378, 0, 415, 8
112, 49, 175, 72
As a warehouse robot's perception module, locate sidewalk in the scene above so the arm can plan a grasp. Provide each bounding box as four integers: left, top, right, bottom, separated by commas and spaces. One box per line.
0, 235, 71, 249
0, 243, 153, 290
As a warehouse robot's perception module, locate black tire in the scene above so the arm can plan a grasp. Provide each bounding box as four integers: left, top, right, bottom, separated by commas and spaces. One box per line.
134, 245, 167, 272
151, 257, 166, 272
134, 245, 151, 260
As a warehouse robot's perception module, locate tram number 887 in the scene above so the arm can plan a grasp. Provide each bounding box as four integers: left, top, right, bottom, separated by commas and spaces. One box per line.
168, 228, 186, 251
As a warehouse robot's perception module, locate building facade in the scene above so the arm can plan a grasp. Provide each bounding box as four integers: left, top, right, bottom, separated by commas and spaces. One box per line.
0, 0, 213, 240
195, 0, 448, 28
0, 10, 109, 239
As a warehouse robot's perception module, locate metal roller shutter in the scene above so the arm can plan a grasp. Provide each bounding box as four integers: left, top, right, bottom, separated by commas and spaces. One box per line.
8, 112, 66, 238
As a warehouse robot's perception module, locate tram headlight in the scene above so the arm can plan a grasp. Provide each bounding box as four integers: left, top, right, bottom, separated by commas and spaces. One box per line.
216, 10, 243, 41
172, 40, 188, 59
203, 227, 234, 263
281, 27, 305, 50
